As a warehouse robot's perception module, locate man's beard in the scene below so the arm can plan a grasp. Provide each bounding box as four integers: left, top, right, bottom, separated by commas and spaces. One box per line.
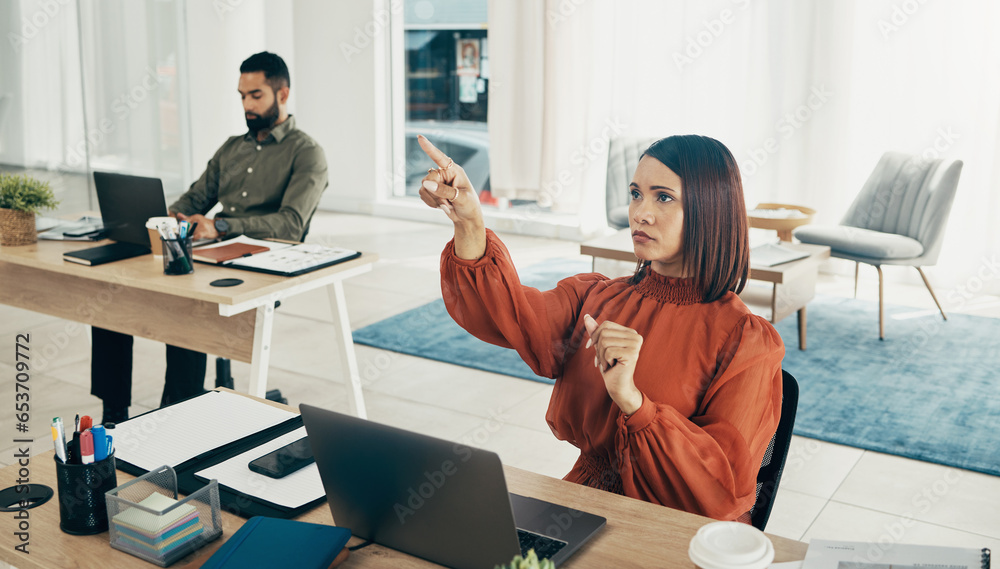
245, 100, 279, 133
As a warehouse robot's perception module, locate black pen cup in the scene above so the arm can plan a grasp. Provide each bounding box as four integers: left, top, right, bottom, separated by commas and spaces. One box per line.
161, 236, 194, 275
54, 452, 118, 535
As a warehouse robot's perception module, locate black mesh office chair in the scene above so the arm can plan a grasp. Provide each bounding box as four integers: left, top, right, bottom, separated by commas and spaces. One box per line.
747, 369, 799, 531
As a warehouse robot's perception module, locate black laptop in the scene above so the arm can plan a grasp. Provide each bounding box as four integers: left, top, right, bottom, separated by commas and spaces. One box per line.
63, 172, 168, 266
300, 404, 606, 569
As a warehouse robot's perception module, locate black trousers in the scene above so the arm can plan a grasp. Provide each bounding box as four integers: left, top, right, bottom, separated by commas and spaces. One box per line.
90, 327, 207, 408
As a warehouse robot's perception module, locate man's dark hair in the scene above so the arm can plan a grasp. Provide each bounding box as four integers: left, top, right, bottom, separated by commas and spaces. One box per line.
240, 51, 290, 91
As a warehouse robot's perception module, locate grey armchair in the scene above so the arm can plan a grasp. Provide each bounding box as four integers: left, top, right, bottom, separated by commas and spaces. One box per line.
605, 137, 659, 229
794, 152, 963, 339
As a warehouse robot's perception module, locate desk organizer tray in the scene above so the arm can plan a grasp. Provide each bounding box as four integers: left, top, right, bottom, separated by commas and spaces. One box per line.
106, 465, 223, 567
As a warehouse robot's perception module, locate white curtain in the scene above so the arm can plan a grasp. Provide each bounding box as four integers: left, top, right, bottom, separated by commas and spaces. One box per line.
488, 0, 1000, 291
0, 0, 86, 169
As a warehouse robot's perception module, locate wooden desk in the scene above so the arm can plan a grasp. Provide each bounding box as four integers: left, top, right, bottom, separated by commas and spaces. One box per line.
0, 391, 808, 568
580, 230, 830, 350
0, 238, 376, 417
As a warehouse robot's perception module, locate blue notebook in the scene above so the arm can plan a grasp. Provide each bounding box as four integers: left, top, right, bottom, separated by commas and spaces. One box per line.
201, 516, 351, 569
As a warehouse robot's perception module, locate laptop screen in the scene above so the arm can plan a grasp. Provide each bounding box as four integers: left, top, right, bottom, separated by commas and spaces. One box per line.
93, 171, 168, 248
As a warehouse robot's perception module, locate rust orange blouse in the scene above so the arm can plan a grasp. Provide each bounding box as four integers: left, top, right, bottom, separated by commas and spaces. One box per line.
441, 230, 784, 521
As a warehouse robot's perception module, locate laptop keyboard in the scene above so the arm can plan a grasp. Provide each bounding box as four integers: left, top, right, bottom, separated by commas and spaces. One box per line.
517, 528, 567, 562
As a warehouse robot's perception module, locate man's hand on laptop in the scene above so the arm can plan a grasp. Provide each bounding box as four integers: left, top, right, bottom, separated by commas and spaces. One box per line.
175, 213, 219, 240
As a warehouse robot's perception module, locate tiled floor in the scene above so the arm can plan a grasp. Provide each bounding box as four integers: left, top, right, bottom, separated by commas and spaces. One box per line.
1, 211, 998, 553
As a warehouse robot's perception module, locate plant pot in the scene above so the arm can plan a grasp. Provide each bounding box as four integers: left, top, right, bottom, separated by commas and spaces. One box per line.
0, 208, 37, 246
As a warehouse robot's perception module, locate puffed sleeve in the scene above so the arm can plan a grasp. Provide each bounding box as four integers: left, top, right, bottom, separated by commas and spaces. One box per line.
441, 229, 605, 379
615, 314, 784, 520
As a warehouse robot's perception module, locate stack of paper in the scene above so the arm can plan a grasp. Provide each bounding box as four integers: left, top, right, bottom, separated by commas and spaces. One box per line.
111, 493, 204, 559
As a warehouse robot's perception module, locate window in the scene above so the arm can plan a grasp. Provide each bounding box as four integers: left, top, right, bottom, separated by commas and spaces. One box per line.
397, 1, 502, 206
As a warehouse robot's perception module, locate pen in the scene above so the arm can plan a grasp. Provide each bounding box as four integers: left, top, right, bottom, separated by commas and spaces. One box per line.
51, 418, 67, 463
91, 425, 107, 461
79, 415, 93, 432
75, 414, 80, 432
80, 430, 94, 465
68, 432, 81, 464
189, 222, 198, 237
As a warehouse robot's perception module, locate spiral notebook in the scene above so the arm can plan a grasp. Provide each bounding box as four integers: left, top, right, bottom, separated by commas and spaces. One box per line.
802, 540, 990, 569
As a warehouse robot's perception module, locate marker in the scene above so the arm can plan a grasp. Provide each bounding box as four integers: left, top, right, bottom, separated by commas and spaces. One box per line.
80, 430, 94, 465
106, 435, 114, 458
75, 414, 80, 432
79, 415, 93, 432
91, 425, 108, 461
51, 418, 67, 463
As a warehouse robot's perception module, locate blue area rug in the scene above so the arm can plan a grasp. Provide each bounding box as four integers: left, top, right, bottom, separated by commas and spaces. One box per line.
354, 265, 1000, 476
773, 295, 1000, 476
353, 259, 593, 385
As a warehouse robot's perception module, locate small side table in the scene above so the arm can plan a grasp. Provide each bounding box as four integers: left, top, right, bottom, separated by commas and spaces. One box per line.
748, 203, 815, 242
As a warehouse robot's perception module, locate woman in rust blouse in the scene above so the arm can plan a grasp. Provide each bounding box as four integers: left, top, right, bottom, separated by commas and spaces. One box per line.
417, 134, 784, 522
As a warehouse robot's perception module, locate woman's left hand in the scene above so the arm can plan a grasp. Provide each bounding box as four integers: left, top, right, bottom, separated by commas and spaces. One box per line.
583, 314, 644, 415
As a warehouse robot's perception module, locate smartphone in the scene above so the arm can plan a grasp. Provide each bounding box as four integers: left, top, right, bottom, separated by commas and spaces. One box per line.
248, 437, 314, 479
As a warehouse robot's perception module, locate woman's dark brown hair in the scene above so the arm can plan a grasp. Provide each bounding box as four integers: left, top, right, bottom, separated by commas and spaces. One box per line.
628, 135, 749, 303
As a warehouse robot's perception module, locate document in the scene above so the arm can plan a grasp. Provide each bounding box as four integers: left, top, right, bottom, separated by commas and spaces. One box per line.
750, 243, 811, 267
113, 391, 297, 472
225, 243, 360, 276
195, 427, 325, 509
802, 540, 990, 569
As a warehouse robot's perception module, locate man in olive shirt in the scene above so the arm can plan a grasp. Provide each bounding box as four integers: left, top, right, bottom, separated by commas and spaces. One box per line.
92, 52, 328, 423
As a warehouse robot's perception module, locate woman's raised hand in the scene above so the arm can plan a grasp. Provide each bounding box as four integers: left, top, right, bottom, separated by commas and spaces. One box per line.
417, 135, 482, 225
417, 135, 486, 260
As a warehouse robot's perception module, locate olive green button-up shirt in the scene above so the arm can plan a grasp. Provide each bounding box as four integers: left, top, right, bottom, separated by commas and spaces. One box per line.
169, 116, 327, 242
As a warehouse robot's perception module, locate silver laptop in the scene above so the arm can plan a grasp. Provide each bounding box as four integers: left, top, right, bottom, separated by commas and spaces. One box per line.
300, 404, 606, 568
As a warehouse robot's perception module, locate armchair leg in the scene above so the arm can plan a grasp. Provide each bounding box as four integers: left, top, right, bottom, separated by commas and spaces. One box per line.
876, 264, 885, 340
854, 262, 860, 298
916, 267, 948, 321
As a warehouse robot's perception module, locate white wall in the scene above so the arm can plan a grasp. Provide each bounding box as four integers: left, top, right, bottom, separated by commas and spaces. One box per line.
183, 0, 268, 180
292, 0, 385, 213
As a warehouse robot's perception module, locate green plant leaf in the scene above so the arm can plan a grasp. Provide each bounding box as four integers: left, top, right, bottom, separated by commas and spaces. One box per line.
0, 173, 60, 214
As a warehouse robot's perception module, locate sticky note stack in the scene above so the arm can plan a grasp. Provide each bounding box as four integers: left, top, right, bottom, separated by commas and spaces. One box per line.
111, 493, 204, 560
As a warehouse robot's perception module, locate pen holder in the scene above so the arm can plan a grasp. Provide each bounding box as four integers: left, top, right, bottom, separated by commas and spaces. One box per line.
54, 452, 118, 535
106, 465, 222, 567
161, 236, 194, 275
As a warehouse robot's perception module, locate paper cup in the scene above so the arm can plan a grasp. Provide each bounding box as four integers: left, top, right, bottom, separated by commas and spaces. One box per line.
146, 217, 177, 256
689, 521, 774, 569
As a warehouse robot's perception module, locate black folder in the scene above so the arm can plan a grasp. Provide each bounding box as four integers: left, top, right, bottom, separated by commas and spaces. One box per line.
114, 392, 325, 520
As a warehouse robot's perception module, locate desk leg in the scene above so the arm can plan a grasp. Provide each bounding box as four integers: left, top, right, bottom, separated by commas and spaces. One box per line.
328, 280, 368, 419
248, 303, 275, 399
796, 307, 807, 351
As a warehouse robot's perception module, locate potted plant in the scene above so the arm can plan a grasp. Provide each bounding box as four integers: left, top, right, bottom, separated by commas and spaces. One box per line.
0, 173, 59, 246
494, 550, 555, 569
